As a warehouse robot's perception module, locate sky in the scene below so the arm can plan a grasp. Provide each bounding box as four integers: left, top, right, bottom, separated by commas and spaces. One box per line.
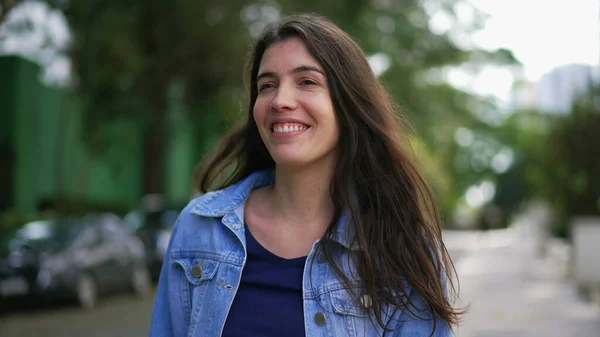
441, 0, 600, 102
470, 0, 599, 80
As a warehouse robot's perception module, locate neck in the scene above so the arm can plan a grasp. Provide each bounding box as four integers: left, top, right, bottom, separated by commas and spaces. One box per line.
266, 162, 335, 229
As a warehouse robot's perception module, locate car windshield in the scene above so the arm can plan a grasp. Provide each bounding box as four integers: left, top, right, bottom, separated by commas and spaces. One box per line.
17, 219, 81, 249
124, 210, 178, 232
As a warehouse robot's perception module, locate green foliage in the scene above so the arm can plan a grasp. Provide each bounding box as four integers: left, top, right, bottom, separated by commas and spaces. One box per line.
2, 0, 520, 220
62, 0, 252, 141
543, 88, 600, 226
489, 109, 554, 222
490, 87, 600, 236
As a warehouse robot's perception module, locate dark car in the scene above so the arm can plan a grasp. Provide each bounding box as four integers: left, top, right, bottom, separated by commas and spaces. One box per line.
0, 213, 151, 309
123, 208, 178, 279
0, 226, 28, 302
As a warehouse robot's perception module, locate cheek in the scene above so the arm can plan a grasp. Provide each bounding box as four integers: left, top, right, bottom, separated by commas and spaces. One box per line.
252, 107, 258, 125
319, 102, 338, 132
253, 103, 271, 143
253, 98, 269, 124
327, 108, 341, 143
330, 120, 340, 146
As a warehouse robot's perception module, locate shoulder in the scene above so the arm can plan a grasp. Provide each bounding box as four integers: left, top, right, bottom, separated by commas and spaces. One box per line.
188, 169, 275, 217
168, 170, 275, 242
167, 196, 212, 244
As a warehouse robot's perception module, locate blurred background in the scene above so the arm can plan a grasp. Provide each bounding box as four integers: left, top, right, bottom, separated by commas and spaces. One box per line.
0, 0, 599, 336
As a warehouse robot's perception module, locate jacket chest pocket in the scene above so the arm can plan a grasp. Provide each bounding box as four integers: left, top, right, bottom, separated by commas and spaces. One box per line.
170, 255, 220, 324
322, 287, 409, 337
325, 288, 381, 337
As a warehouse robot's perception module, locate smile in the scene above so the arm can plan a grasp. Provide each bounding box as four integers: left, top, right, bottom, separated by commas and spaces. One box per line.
271, 123, 310, 133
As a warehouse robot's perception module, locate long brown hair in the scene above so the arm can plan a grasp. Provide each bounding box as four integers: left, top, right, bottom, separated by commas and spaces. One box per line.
196, 13, 466, 332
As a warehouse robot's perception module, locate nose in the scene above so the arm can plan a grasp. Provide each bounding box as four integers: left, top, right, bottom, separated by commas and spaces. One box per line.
270, 82, 298, 112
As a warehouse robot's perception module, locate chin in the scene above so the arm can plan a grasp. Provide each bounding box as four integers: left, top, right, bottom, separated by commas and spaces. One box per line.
271, 156, 307, 167
268, 152, 309, 167
268, 147, 338, 169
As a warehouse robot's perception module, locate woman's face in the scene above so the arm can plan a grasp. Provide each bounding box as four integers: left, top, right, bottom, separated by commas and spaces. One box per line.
253, 37, 340, 169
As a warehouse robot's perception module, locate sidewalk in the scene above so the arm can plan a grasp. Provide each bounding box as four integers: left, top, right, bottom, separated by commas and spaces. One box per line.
445, 223, 600, 337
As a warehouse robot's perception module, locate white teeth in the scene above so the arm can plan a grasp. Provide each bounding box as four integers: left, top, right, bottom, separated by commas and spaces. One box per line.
272, 123, 308, 133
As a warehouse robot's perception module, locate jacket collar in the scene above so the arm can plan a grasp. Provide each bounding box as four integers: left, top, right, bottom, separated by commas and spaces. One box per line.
189, 169, 359, 251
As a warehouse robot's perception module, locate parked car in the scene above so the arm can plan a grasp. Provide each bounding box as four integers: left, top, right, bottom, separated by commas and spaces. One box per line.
0, 225, 27, 309
123, 208, 178, 279
0, 213, 151, 309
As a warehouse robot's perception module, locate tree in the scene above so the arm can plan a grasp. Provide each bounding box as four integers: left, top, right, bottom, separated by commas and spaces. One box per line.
1, 0, 518, 220
60, 1, 255, 195
541, 87, 600, 235
488, 108, 555, 226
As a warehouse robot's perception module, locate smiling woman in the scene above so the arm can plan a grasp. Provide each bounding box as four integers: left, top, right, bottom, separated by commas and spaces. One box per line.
150, 13, 466, 337
253, 37, 339, 169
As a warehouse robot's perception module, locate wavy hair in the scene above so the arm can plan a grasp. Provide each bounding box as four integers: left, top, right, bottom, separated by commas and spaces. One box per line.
196, 13, 466, 332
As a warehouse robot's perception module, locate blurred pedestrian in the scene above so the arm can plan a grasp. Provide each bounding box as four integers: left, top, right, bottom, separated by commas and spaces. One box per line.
150, 13, 465, 337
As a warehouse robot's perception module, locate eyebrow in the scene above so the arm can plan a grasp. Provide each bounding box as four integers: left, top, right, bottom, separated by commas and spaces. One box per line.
256, 65, 325, 82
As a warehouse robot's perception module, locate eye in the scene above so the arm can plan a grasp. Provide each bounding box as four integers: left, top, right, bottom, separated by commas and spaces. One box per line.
300, 79, 317, 86
258, 82, 276, 92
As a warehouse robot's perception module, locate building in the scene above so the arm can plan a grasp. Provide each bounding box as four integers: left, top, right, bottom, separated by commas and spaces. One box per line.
510, 64, 599, 113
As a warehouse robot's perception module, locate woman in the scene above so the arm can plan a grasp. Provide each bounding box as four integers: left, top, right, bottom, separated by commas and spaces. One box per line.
150, 13, 465, 337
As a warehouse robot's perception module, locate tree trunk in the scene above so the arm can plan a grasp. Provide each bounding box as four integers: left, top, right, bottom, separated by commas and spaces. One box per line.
0, 140, 14, 211
140, 1, 168, 196
53, 93, 70, 209
142, 89, 167, 195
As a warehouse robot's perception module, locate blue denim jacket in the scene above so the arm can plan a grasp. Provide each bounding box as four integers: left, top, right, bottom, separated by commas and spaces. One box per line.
149, 170, 453, 337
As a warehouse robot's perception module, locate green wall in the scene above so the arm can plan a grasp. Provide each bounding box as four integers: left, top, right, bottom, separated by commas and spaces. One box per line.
1, 56, 202, 214
12, 56, 41, 212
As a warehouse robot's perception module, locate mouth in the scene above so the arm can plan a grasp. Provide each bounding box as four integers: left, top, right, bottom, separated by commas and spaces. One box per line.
271, 122, 310, 133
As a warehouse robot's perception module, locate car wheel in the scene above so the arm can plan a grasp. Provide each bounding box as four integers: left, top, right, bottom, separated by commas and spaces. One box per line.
131, 264, 152, 297
76, 274, 97, 310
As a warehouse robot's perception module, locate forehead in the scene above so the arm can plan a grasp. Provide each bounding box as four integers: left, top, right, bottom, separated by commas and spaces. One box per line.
258, 37, 323, 72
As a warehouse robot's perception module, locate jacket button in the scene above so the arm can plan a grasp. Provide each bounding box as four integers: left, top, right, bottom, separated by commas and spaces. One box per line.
314, 312, 326, 326
317, 251, 326, 263
360, 294, 373, 309
191, 263, 203, 278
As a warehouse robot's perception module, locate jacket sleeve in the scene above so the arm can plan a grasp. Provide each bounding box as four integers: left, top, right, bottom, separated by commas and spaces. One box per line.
148, 213, 183, 337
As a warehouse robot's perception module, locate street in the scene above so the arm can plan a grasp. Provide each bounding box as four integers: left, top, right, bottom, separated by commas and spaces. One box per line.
0, 292, 155, 337
1, 221, 599, 337
450, 220, 600, 337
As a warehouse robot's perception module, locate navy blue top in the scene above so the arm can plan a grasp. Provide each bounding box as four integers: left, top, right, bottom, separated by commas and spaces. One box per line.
222, 224, 307, 337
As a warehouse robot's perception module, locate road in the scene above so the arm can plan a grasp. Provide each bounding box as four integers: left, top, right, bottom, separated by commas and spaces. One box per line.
1, 223, 599, 337
449, 222, 600, 337
0, 292, 155, 337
